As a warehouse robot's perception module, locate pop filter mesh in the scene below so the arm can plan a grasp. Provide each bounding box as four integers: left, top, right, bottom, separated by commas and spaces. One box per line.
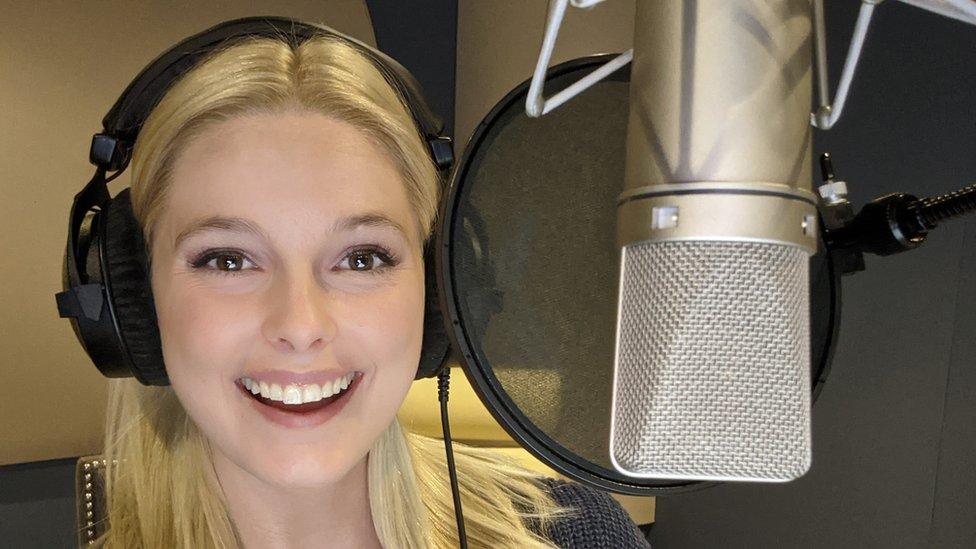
452, 70, 629, 473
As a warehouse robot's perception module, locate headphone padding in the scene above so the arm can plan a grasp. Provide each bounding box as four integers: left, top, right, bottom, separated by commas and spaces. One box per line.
102, 189, 168, 385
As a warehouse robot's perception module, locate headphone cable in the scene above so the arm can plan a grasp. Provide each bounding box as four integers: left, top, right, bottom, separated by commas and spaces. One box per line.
437, 368, 468, 548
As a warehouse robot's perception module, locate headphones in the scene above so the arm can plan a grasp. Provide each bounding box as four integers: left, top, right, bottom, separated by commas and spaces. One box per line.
55, 16, 455, 386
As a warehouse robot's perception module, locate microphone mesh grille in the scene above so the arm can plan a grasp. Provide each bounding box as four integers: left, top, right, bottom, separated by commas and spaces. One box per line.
611, 240, 811, 481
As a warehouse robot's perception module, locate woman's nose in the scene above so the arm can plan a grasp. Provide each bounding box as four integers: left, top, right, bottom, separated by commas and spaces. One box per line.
261, 270, 337, 354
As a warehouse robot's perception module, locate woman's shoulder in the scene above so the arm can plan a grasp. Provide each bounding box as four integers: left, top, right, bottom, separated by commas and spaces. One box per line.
534, 476, 652, 548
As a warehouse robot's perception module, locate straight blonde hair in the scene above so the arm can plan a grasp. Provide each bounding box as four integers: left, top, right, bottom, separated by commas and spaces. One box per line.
89, 32, 573, 548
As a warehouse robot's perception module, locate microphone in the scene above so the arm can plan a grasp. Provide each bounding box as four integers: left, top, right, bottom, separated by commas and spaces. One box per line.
608, 1, 820, 482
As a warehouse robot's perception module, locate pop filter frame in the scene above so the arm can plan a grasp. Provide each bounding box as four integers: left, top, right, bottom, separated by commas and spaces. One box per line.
435, 54, 842, 496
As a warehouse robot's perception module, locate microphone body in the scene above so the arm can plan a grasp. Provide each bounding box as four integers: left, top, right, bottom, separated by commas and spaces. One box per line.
610, 0, 819, 482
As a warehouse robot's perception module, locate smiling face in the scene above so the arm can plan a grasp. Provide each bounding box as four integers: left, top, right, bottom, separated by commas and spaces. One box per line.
148, 111, 426, 490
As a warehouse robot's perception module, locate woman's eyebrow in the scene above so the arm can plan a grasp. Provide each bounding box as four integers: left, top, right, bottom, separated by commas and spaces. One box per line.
173, 212, 408, 249
330, 212, 408, 237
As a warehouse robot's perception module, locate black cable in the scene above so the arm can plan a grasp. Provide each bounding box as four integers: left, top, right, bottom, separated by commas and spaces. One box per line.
104, 168, 125, 185
437, 368, 468, 549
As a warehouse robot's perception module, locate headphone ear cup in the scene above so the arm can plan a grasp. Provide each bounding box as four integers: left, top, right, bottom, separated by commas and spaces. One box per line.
416, 241, 451, 379
102, 188, 168, 385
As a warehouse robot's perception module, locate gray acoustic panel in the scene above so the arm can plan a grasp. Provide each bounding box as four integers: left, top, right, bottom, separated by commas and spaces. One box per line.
929, 219, 976, 548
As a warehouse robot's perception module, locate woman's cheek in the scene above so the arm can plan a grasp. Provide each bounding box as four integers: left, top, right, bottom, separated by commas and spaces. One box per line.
159, 285, 253, 377
339, 278, 425, 394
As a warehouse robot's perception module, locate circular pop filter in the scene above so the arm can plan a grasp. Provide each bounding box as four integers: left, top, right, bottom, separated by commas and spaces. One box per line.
436, 55, 841, 496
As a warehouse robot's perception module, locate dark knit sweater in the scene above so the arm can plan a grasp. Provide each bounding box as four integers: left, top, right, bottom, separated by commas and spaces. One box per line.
533, 477, 652, 548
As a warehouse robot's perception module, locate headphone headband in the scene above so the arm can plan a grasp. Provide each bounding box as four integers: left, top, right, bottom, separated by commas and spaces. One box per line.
93, 16, 453, 172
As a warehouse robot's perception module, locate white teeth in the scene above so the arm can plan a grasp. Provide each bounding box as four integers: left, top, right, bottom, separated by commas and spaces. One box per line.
241, 373, 356, 405
302, 384, 322, 403
321, 381, 336, 399
282, 385, 302, 405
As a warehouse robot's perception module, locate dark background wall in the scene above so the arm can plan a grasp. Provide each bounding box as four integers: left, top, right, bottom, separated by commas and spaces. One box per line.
650, 2, 976, 547
0, 458, 78, 548
365, 0, 456, 138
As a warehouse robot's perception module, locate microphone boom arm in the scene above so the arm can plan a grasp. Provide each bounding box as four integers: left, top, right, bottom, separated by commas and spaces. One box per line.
818, 154, 976, 273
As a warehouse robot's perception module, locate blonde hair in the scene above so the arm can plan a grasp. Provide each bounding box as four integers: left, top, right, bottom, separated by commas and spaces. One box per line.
90, 31, 573, 548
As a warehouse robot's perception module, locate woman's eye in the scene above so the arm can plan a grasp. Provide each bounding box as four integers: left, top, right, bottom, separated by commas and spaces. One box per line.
342, 248, 399, 274
190, 250, 256, 276
189, 247, 399, 277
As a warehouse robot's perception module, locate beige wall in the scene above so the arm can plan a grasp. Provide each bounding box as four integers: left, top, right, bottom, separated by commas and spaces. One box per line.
455, 0, 635, 148
0, 0, 375, 466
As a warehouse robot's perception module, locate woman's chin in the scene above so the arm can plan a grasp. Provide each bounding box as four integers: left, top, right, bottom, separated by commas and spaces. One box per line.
253, 453, 365, 490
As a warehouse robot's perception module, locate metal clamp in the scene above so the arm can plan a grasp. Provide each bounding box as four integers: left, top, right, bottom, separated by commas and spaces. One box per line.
810, 0, 884, 130
525, 0, 633, 118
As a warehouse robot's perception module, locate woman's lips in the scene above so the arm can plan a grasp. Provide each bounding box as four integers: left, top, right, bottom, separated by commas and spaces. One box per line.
236, 374, 361, 429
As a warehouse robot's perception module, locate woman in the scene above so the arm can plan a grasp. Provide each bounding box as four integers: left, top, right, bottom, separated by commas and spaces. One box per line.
91, 25, 649, 548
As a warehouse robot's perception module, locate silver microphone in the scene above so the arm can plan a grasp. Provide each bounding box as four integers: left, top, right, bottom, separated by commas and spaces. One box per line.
609, 0, 819, 482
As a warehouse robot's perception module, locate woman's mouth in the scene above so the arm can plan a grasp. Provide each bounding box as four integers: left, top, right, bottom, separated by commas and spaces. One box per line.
235, 372, 362, 428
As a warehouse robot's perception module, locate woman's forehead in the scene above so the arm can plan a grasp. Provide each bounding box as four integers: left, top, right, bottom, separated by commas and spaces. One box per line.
172, 112, 403, 198
161, 112, 420, 244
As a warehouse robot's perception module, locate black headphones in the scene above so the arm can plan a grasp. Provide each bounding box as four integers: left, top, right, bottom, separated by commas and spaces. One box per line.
55, 16, 455, 386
